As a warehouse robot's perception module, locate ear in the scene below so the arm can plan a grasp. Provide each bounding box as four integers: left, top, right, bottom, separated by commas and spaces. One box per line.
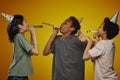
18, 24, 23, 33
70, 27, 75, 31
103, 30, 107, 34
18, 24, 22, 29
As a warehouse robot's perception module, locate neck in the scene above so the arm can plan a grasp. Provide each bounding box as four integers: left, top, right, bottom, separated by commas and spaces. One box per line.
101, 36, 108, 40
62, 33, 71, 37
20, 32, 24, 35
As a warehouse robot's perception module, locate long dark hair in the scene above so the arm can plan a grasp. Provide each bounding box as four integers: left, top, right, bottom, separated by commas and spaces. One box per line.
7, 15, 24, 42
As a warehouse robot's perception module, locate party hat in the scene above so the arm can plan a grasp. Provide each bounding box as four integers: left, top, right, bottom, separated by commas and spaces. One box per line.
110, 11, 119, 23
78, 18, 83, 23
1, 12, 14, 23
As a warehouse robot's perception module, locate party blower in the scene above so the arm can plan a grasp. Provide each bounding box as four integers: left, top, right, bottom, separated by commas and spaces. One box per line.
42, 22, 60, 29
42, 18, 83, 29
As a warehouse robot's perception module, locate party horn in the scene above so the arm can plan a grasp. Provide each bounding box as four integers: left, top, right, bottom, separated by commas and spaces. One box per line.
42, 22, 60, 29
86, 30, 97, 33
42, 22, 54, 27
33, 25, 43, 28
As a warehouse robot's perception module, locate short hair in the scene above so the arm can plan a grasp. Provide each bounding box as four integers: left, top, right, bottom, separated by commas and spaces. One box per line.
69, 16, 81, 34
7, 15, 24, 42
103, 17, 119, 39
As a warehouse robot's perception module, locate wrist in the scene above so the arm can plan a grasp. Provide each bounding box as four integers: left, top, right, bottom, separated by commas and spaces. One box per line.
52, 32, 57, 36
87, 41, 93, 46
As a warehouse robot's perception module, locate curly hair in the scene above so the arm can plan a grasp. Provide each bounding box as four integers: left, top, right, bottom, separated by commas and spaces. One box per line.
103, 17, 119, 39
69, 16, 81, 34
7, 15, 24, 42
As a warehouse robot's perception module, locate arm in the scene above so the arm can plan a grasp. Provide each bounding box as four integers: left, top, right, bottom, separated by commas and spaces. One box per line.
29, 26, 39, 56
43, 27, 59, 56
83, 37, 93, 60
77, 31, 87, 42
93, 32, 100, 45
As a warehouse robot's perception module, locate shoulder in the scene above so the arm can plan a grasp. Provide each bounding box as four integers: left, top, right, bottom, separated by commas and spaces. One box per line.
15, 33, 24, 38
14, 33, 26, 41
71, 35, 83, 43
55, 35, 62, 40
72, 35, 79, 40
56, 35, 62, 38
96, 40, 104, 45
95, 40, 105, 49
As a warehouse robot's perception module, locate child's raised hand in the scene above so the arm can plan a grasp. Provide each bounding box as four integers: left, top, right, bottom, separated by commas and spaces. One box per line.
86, 36, 92, 43
52, 26, 59, 35
28, 25, 35, 31
93, 33, 100, 43
77, 31, 87, 42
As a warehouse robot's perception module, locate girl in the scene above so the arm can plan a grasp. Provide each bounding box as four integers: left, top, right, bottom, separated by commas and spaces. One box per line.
4, 14, 39, 80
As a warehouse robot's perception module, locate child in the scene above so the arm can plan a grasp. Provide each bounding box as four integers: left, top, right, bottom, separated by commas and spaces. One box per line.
43, 16, 86, 80
1, 13, 39, 80
82, 17, 119, 80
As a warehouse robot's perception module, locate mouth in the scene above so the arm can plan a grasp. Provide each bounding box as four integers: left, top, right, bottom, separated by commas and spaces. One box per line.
60, 26, 62, 29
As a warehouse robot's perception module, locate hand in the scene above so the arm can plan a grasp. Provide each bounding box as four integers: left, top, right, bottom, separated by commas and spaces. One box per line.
86, 36, 92, 43
52, 26, 59, 35
93, 33, 100, 42
77, 31, 87, 42
28, 25, 35, 32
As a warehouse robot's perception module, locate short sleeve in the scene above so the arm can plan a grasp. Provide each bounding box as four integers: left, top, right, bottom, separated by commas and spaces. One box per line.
51, 42, 55, 54
50, 36, 60, 54
17, 34, 33, 54
81, 42, 87, 51
88, 41, 104, 58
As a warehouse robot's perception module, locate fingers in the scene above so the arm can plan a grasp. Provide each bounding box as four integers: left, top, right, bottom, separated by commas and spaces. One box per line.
52, 26, 59, 35
78, 32, 87, 42
93, 33, 99, 39
77, 30, 82, 36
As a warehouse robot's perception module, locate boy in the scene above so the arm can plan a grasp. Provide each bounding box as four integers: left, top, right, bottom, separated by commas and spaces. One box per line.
43, 16, 86, 80
82, 17, 119, 80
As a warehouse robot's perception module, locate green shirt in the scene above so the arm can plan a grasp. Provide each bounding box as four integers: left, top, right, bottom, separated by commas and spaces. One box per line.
8, 33, 33, 76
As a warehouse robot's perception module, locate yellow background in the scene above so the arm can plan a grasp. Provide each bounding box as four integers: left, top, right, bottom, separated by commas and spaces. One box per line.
0, 0, 120, 80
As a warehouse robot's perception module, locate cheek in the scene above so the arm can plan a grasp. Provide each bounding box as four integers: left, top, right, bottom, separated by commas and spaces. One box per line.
60, 27, 68, 32
63, 27, 70, 31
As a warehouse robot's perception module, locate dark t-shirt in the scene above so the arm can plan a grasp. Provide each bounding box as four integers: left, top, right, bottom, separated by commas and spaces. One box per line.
51, 35, 86, 80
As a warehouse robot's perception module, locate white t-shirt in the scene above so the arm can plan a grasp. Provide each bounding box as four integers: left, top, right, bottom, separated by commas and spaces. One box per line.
89, 40, 118, 80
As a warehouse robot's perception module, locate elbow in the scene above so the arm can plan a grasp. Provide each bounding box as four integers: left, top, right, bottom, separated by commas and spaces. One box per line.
43, 53, 48, 56
35, 52, 39, 56
43, 50, 50, 56
83, 55, 90, 61
30, 48, 39, 56
33, 50, 39, 56
32, 49, 39, 56
83, 56, 88, 61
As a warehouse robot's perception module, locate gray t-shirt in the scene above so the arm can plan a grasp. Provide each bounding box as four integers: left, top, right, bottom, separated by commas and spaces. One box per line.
51, 35, 86, 80
8, 33, 33, 76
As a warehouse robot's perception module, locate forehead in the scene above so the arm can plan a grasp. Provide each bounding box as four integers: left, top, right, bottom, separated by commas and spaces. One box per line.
23, 19, 26, 22
64, 19, 72, 23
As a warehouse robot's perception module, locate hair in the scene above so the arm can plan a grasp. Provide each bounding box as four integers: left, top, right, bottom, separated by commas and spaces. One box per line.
7, 15, 24, 42
69, 16, 81, 34
103, 17, 119, 39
